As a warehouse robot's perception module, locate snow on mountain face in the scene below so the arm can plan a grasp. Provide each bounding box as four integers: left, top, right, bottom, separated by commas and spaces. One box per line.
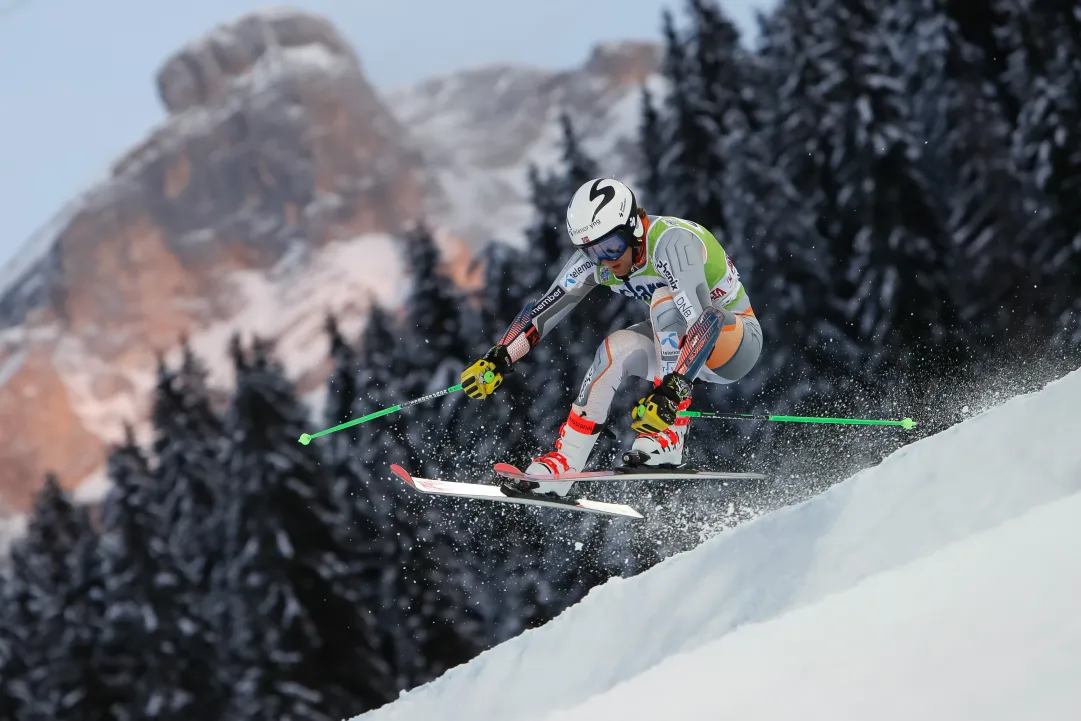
53, 233, 408, 452
352, 364, 1081, 721
386, 42, 664, 248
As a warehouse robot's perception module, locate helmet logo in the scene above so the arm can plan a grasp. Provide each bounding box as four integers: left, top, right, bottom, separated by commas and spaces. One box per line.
588, 179, 616, 221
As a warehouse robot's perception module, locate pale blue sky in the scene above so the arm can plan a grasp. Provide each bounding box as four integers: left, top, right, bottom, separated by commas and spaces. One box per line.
0, 0, 770, 271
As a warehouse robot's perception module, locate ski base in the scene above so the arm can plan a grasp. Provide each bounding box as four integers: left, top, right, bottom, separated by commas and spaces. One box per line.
390, 465, 643, 519
493, 462, 766, 484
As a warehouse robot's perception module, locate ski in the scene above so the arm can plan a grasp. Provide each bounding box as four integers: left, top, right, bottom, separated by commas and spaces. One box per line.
389, 464, 644, 519
493, 462, 766, 484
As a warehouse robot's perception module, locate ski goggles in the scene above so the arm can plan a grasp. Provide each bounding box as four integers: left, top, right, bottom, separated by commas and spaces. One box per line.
578, 225, 638, 264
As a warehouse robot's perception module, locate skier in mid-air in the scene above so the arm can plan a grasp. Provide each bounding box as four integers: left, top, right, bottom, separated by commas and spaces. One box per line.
460, 178, 763, 498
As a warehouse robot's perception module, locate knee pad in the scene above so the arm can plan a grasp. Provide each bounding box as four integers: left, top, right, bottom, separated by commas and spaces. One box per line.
706, 312, 762, 382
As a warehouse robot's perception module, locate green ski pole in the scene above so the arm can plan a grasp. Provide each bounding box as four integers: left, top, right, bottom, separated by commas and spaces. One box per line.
297, 374, 491, 445
678, 410, 917, 430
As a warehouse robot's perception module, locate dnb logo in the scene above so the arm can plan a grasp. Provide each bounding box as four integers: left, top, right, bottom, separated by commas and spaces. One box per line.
616, 281, 664, 302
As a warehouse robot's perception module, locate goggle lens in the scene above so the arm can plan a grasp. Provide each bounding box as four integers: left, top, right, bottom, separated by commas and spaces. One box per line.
581, 228, 634, 264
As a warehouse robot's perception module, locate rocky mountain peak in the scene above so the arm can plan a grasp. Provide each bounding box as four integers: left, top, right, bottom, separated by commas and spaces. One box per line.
155, 8, 358, 115
583, 40, 663, 86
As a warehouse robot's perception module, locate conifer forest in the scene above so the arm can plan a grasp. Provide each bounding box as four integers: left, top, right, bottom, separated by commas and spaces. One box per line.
2, 0, 1080, 719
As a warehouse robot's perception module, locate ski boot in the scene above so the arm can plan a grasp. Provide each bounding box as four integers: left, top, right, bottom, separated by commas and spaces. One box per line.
500, 411, 601, 498
622, 399, 691, 470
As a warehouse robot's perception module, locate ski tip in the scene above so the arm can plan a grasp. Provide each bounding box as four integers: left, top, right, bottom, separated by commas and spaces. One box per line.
389, 464, 415, 487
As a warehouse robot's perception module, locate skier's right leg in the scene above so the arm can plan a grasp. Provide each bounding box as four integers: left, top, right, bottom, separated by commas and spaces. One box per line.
522, 322, 656, 494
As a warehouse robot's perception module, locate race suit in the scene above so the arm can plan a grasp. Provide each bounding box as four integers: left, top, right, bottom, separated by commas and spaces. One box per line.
496, 215, 764, 425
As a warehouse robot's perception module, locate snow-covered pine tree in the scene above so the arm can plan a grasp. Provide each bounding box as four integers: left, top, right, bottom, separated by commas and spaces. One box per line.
147, 345, 234, 719
328, 301, 487, 694
726, 11, 833, 410
942, 0, 1018, 122
650, 9, 698, 220
216, 335, 390, 720
768, 0, 966, 399
892, 0, 1032, 356
399, 222, 471, 368
319, 313, 398, 680
321, 311, 395, 552
724, 0, 862, 422
94, 425, 207, 721
394, 224, 495, 673
992, 0, 1079, 118
326, 306, 423, 689
449, 236, 573, 641
351, 304, 414, 479
637, 85, 666, 206
1, 476, 110, 721
396, 222, 476, 475
997, 0, 1081, 350
680, 0, 747, 237
58, 503, 109, 721
152, 344, 227, 573
0, 574, 14, 720
755, 0, 868, 404
519, 115, 607, 457
520, 164, 568, 289
555, 113, 601, 198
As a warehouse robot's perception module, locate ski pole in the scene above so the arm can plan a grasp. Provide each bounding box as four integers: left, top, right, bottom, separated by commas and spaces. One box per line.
298, 376, 485, 445
678, 410, 917, 430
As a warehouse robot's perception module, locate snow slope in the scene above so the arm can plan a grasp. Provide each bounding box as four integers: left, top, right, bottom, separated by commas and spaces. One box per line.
352, 365, 1081, 721
549, 488, 1081, 721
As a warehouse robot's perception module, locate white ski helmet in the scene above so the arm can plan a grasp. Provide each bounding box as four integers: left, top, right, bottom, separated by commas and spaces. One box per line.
565, 178, 644, 265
